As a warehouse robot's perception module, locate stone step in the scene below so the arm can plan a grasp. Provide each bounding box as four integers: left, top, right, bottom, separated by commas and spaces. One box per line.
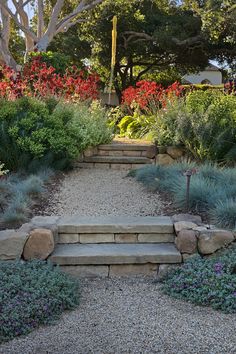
58, 216, 174, 234
98, 143, 156, 151
97, 149, 148, 157
58, 232, 175, 244
83, 156, 152, 164
50, 243, 182, 265
75, 162, 149, 170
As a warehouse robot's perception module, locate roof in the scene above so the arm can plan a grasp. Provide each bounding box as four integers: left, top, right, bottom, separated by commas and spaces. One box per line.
205, 64, 221, 72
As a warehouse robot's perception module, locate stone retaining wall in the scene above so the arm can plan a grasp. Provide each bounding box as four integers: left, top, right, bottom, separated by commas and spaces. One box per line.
155, 145, 186, 165
172, 214, 235, 260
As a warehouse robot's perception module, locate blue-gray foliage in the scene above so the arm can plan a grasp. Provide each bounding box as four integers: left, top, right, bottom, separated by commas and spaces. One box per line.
0, 260, 79, 343
130, 163, 236, 228
161, 246, 236, 313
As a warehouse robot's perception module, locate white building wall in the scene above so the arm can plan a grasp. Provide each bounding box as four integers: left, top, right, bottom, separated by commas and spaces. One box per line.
183, 70, 222, 85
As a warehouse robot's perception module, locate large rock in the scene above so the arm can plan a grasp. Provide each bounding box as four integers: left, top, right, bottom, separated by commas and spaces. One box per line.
174, 221, 198, 234
146, 145, 158, 159
175, 229, 197, 254
166, 146, 184, 159
172, 214, 202, 225
0, 230, 29, 260
156, 154, 174, 166
23, 228, 54, 260
31, 216, 59, 243
198, 230, 234, 255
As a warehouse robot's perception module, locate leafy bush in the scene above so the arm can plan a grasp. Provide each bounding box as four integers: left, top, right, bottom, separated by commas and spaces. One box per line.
0, 260, 79, 343
28, 51, 72, 74
161, 246, 236, 313
117, 81, 183, 139
130, 163, 236, 228
151, 90, 236, 162
72, 100, 113, 150
0, 97, 112, 171
0, 55, 99, 101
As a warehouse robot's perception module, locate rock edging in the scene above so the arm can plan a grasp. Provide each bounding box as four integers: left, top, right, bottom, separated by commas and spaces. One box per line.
173, 213, 235, 259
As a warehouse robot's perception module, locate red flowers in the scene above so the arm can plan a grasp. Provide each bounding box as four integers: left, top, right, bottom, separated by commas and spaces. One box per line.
0, 56, 100, 101
122, 80, 183, 110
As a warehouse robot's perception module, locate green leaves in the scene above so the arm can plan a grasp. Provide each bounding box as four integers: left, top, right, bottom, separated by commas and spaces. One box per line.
0, 260, 79, 343
162, 246, 236, 313
0, 97, 112, 171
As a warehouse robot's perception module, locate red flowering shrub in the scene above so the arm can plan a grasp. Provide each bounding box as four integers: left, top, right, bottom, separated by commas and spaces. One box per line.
122, 80, 183, 111
0, 56, 99, 101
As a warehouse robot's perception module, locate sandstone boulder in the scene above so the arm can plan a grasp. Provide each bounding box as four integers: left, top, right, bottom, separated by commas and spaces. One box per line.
146, 145, 158, 159
166, 146, 184, 159
0, 230, 29, 260
172, 213, 202, 225
174, 221, 198, 234
23, 228, 54, 260
31, 216, 59, 243
175, 229, 197, 254
198, 230, 234, 255
156, 154, 174, 166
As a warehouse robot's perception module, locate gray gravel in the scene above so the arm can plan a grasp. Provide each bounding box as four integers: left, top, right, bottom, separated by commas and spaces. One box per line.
45, 168, 164, 216
1, 277, 235, 354
2, 168, 235, 353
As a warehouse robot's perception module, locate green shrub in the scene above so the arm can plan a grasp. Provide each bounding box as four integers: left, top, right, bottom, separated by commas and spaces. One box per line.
0, 97, 112, 171
0, 260, 79, 343
28, 51, 72, 74
72, 100, 113, 150
154, 91, 236, 162
161, 246, 236, 313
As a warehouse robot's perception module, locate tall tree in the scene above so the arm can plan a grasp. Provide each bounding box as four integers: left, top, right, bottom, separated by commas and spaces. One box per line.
0, 0, 104, 68
81, 0, 212, 100
78, 0, 236, 99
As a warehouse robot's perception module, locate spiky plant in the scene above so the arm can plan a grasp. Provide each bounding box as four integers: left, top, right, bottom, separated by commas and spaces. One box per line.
18, 175, 45, 196
211, 199, 236, 229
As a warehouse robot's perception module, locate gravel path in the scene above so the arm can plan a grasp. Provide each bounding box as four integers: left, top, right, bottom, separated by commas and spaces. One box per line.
2, 168, 235, 353
1, 277, 235, 354
45, 168, 164, 216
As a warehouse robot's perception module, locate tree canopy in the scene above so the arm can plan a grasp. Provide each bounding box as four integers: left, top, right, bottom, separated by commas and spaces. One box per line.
77, 0, 235, 98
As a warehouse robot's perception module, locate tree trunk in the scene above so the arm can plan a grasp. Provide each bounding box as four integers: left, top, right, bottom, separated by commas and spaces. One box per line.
0, 38, 18, 70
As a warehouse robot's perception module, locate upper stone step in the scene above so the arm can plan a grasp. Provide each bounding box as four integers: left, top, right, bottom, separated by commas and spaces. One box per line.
98, 143, 156, 151
50, 243, 182, 265
58, 216, 174, 234
83, 156, 152, 164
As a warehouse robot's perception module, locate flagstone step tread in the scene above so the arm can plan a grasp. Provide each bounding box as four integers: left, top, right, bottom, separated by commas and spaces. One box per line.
58, 216, 174, 234
83, 156, 153, 164
50, 243, 182, 265
98, 144, 156, 151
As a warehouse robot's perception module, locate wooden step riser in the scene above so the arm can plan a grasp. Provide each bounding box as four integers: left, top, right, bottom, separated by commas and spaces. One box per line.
58, 233, 175, 244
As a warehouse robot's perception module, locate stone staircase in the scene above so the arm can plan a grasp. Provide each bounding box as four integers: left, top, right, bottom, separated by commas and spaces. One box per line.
75, 140, 157, 170
49, 216, 182, 277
